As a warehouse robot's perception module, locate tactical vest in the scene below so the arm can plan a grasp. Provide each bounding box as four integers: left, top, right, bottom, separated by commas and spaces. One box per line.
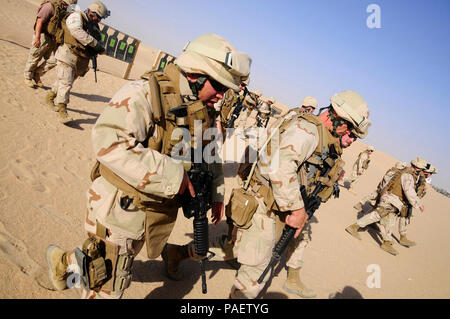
357, 150, 371, 171
381, 167, 420, 206
220, 89, 239, 129
62, 12, 101, 58
242, 112, 344, 210
34, 0, 66, 43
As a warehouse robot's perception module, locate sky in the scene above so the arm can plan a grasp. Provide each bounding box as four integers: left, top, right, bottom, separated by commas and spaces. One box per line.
76, 0, 450, 190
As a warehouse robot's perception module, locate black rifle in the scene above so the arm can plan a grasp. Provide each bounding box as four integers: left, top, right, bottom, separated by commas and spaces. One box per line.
180, 162, 215, 294
87, 21, 101, 83
257, 158, 335, 284
227, 84, 250, 129
406, 174, 423, 219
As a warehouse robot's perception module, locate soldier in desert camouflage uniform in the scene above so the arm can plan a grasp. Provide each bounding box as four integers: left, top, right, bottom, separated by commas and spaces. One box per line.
43, 1, 108, 124
346, 157, 427, 255
45, 33, 251, 299
344, 145, 375, 194
226, 90, 371, 299
295, 96, 318, 114
24, 0, 77, 88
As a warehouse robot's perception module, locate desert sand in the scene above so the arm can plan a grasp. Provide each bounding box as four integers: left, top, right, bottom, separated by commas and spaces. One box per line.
0, 0, 449, 299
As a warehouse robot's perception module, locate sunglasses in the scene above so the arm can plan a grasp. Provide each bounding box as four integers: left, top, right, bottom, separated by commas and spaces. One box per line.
208, 78, 228, 93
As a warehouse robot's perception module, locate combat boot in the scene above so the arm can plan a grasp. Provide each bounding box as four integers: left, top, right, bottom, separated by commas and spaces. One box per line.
43, 91, 58, 112
57, 103, 73, 124
345, 223, 362, 240
353, 202, 363, 211
24, 78, 35, 88
282, 267, 316, 298
33, 72, 43, 87
46, 245, 69, 291
380, 241, 399, 256
399, 235, 416, 247
161, 243, 190, 281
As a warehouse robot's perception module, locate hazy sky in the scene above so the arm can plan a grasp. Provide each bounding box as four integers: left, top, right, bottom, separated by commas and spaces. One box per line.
77, 0, 450, 190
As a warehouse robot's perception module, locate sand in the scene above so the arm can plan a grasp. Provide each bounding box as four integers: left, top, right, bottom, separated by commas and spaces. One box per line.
0, 0, 449, 299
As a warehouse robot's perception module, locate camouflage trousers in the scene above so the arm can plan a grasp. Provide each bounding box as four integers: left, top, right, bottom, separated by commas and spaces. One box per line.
51, 61, 78, 105
65, 176, 147, 299
356, 198, 407, 242
345, 166, 363, 188
230, 195, 310, 299
359, 190, 379, 207
24, 33, 57, 80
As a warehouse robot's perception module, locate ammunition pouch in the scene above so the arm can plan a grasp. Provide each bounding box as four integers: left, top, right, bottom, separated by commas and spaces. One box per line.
225, 188, 258, 229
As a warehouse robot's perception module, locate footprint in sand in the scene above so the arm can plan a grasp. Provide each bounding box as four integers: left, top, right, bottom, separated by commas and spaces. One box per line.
0, 221, 53, 291
9, 159, 50, 193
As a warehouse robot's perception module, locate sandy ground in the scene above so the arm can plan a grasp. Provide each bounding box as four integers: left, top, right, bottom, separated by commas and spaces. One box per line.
0, 0, 449, 299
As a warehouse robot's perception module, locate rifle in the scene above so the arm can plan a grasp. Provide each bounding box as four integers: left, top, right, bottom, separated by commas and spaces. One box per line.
227, 84, 250, 129
179, 162, 215, 294
257, 156, 335, 284
87, 21, 100, 83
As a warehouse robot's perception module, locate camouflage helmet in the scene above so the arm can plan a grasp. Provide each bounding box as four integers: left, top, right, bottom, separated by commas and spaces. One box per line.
367, 145, 375, 152
258, 102, 271, 114
395, 161, 408, 169
410, 157, 428, 170
302, 96, 318, 108
254, 90, 262, 97
88, 1, 110, 19
176, 34, 252, 92
62, 0, 77, 5
268, 97, 275, 104
330, 90, 371, 138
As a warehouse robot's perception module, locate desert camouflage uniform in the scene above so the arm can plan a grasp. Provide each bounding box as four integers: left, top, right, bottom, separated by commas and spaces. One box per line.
356, 172, 422, 241
51, 10, 97, 105
24, 33, 57, 81
358, 166, 401, 207
346, 150, 371, 189
231, 114, 319, 299
64, 73, 224, 299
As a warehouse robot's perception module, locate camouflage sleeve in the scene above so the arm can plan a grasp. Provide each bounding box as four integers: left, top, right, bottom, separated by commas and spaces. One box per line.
401, 173, 423, 208
267, 120, 319, 212
66, 12, 97, 46
92, 80, 184, 199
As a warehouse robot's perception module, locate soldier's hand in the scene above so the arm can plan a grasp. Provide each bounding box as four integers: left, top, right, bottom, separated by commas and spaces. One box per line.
211, 202, 224, 225
286, 208, 308, 238
33, 37, 41, 48
419, 205, 425, 212
178, 171, 195, 197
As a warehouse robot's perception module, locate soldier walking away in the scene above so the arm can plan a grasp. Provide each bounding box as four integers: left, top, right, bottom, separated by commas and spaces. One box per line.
345, 157, 427, 256
44, 1, 109, 124
225, 90, 371, 299
24, 0, 78, 88
46, 33, 251, 298
344, 145, 375, 194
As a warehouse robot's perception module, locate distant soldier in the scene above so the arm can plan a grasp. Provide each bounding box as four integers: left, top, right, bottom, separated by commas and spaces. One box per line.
344, 145, 375, 193
46, 33, 251, 299
299, 96, 318, 114
227, 90, 371, 299
353, 161, 408, 211
44, 1, 109, 124
345, 157, 427, 255
255, 101, 271, 128
397, 163, 437, 247
24, 0, 78, 88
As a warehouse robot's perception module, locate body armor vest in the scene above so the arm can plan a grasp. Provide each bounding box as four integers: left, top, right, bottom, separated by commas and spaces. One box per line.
381, 167, 420, 206
34, 0, 67, 43
62, 12, 101, 58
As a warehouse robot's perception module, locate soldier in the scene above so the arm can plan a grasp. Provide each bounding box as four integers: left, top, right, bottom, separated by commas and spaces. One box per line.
345, 157, 427, 256
353, 161, 408, 211
227, 90, 371, 299
298, 96, 318, 114
255, 101, 271, 128
397, 162, 437, 247
46, 33, 251, 299
24, 0, 78, 88
344, 145, 375, 194
44, 1, 109, 124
